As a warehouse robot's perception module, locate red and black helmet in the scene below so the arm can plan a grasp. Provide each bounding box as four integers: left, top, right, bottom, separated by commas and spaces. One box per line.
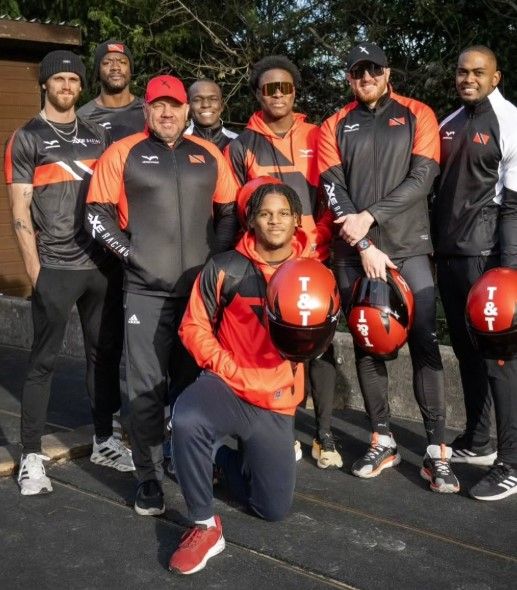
266, 258, 341, 362
466, 267, 517, 360
346, 269, 414, 360
236, 176, 282, 227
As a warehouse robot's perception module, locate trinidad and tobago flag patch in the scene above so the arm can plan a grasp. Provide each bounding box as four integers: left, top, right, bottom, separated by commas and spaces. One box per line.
188, 154, 206, 164
473, 132, 490, 145
389, 117, 406, 126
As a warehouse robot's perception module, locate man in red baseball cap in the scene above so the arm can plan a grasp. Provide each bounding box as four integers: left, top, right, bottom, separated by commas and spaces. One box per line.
85, 73, 238, 516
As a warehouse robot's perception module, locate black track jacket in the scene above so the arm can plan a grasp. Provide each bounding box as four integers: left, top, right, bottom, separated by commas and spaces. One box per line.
433, 88, 517, 267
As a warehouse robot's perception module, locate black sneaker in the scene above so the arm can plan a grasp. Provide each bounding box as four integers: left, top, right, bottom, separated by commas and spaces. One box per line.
134, 480, 165, 516
450, 433, 497, 465
470, 462, 517, 501
420, 444, 460, 493
351, 433, 401, 478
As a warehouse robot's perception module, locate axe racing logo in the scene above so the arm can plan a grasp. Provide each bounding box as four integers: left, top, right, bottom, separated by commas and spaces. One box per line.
86, 213, 129, 258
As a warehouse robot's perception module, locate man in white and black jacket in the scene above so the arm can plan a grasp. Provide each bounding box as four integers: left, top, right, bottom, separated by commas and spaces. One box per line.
433, 45, 517, 501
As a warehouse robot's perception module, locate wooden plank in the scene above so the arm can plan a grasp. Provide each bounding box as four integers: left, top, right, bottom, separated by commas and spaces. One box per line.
0, 248, 23, 263
0, 91, 41, 106
0, 106, 41, 121
0, 223, 16, 237
0, 284, 29, 297
0, 260, 28, 274
0, 20, 81, 46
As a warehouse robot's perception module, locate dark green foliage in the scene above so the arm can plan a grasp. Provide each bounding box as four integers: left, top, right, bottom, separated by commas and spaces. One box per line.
5, 1, 517, 122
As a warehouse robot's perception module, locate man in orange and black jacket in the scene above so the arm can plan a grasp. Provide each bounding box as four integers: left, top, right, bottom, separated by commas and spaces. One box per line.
318, 43, 459, 493
225, 55, 341, 469
168, 182, 308, 575
85, 75, 237, 516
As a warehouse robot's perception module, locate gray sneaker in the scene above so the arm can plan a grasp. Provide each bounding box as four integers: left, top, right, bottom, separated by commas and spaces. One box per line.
90, 435, 135, 472
352, 433, 401, 478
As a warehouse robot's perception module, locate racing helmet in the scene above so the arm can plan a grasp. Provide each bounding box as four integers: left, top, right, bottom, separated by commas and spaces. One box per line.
266, 258, 341, 362
346, 269, 414, 360
237, 176, 282, 226
465, 267, 517, 360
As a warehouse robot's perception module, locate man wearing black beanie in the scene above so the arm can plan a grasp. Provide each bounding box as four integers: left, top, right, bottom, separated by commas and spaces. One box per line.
4, 50, 134, 496
78, 40, 144, 141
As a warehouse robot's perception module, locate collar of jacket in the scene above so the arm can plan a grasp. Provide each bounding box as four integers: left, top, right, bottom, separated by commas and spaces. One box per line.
246, 111, 307, 138
235, 227, 312, 278
143, 124, 186, 149
463, 88, 499, 117
356, 84, 393, 114
189, 120, 224, 139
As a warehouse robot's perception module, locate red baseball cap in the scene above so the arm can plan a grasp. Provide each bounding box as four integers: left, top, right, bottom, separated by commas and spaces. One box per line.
145, 75, 187, 104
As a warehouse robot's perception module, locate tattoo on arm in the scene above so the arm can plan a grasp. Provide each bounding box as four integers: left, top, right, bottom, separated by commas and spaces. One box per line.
22, 187, 33, 201
14, 218, 34, 236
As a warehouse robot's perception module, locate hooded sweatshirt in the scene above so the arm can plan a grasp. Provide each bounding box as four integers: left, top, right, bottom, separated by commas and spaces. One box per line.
225, 111, 333, 260
179, 228, 311, 414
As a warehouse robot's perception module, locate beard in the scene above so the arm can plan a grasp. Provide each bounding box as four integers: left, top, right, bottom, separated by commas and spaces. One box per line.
100, 73, 131, 95
46, 89, 80, 112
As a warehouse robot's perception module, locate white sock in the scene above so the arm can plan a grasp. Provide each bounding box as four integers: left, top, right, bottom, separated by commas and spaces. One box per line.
195, 516, 216, 528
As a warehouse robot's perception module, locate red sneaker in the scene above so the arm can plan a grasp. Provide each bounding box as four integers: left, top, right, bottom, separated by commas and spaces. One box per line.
169, 515, 225, 574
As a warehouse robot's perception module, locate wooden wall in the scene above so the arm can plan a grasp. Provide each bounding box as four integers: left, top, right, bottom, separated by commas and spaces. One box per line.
0, 59, 40, 298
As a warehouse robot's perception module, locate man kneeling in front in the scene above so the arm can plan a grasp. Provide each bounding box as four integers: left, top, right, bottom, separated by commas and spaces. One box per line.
169, 183, 310, 574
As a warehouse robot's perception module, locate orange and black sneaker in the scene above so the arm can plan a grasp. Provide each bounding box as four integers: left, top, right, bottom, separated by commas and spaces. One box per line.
420, 444, 460, 494
169, 515, 225, 575
351, 432, 401, 478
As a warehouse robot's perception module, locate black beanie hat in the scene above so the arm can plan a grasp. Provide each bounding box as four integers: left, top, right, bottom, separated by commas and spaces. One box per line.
39, 50, 86, 88
93, 40, 134, 80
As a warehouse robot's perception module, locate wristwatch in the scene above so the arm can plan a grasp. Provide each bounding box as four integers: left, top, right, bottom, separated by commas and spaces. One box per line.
356, 238, 371, 252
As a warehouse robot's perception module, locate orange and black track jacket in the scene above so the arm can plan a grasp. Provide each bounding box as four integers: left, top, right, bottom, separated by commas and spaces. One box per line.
85, 129, 238, 297
5, 115, 109, 269
318, 90, 440, 260
225, 111, 333, 261
179, 230, 311, 415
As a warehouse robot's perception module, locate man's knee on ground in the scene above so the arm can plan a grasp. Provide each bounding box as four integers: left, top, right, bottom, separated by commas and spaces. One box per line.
249, 496, 293, 522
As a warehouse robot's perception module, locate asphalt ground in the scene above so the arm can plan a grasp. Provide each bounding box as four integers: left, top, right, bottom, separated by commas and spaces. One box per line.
1, 344, 516, 589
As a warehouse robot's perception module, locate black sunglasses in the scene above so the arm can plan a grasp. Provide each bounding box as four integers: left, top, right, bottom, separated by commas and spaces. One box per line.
261, 81, 294, 96
349, 62, 385, 80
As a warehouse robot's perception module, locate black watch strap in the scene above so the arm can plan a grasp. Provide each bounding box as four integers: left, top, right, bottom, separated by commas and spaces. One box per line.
356, 238, 371, 252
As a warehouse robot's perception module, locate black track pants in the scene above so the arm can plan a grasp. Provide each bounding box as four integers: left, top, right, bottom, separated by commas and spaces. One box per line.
21, 264, 123, 453
335, 255, 446, 444
123, 292, 199, 483
306, 345, 337, 439
437, 256, 517, 465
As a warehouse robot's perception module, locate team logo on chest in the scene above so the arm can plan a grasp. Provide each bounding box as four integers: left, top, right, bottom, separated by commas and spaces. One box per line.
141, 155, 159, 165
473, 132, 490, 145
389, 117, 406, 126
189, 154, 206, 164
43, 140, 60, 150
443, 130, 455, 141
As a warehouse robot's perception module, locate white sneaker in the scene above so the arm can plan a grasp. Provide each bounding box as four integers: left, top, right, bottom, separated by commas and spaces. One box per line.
294, 440, 303, 462
90, 435, 135, 472
18, 453, 53, 496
